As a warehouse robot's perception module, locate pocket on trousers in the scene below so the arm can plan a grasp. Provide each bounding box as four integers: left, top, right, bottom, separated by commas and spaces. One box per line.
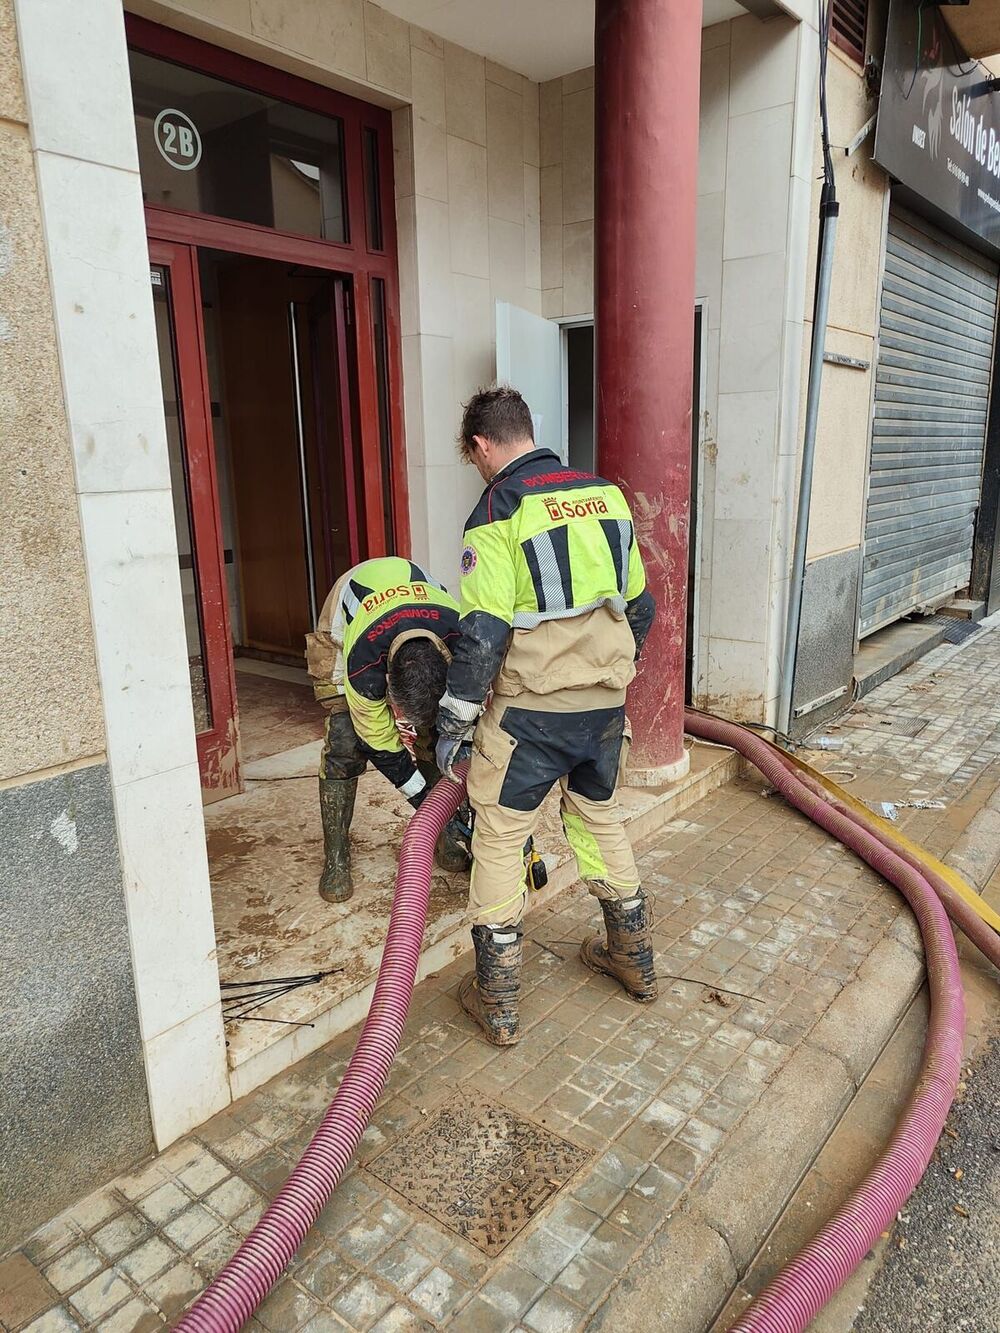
474, 705, 520, 768
468, 711, 516, 806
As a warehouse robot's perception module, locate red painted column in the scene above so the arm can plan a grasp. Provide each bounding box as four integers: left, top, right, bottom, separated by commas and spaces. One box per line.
595, 0, 701, 784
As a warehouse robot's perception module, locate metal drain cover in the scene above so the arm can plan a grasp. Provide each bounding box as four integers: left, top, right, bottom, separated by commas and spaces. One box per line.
364, 1091, 593, 1255
929, 615, 984, 645
850, 713, 930, 738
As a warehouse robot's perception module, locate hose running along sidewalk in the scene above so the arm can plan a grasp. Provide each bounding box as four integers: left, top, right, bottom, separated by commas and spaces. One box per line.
174, 769, 467, 1333
685, 710, 971, 1333
175, 710, 990, 1333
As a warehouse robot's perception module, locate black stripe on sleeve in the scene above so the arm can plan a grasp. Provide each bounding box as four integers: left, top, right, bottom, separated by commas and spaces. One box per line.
549, 524, 574, 609
600, 518, 626, 593
522, 537, 547, 612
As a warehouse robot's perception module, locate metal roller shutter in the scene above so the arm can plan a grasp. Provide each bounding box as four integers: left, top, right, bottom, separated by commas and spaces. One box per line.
859, 206, 999, 637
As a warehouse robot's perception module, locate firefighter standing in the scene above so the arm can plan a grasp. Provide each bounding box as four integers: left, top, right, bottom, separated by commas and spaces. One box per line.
307, 556, 472, 903
436, 386, 657, 1045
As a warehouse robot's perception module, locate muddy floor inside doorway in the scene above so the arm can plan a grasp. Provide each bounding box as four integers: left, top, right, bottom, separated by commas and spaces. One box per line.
206, 660, 473, 1092
232, 659, 327, 762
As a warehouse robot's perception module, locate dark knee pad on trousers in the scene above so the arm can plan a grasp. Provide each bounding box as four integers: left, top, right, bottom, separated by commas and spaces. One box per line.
321, 708, 368, 781
496, 706, 626, 809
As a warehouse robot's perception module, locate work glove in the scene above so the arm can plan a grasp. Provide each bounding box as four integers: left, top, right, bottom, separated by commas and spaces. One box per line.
435, 699, 479, 783
435, 733, 473, 783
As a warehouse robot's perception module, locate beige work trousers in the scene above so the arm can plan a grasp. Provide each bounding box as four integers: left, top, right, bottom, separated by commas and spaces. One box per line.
466, 689, 640, 927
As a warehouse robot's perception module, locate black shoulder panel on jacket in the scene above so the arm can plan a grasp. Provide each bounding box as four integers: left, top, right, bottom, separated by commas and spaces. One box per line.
347, 606, 461, 700
465, 450, 613, 531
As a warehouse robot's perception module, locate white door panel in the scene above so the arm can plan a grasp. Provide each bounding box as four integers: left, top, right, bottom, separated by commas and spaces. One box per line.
495, 301, 565, 463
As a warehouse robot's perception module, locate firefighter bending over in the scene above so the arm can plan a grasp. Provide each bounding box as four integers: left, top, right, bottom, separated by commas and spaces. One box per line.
307, 556, 472, 903
436, 386, 657, 1046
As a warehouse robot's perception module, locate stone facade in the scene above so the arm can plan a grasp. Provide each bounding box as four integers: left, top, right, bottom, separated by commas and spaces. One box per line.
0, 0, 153, 1246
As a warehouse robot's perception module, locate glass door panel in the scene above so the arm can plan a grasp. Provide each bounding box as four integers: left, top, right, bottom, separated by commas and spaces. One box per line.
152, 265, 213, 731
149, 242, 241, 801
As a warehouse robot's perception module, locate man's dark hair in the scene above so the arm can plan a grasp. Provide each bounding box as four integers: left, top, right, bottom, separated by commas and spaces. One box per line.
458, 383, 534, 460
387, 639, 448, 733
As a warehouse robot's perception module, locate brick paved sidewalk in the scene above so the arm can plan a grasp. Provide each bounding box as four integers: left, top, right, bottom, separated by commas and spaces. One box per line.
3, 617, 1000, 1333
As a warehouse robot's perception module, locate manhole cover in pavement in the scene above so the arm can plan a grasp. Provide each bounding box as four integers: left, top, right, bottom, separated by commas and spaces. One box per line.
363, 1091, 593, 1255
850, 713, 930, 738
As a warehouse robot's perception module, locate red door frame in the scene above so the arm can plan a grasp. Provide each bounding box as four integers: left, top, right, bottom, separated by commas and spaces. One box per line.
150, 239, 241, 801
332, 279, 364, 561
127, 12, 412, 561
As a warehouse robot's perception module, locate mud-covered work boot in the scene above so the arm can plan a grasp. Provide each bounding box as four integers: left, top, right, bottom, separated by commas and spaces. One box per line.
580, 890, 658, 1002
317, 776, 358, 903
434, 810, 474, 874
458, 924, 523, 1045
435, 815, 473, 874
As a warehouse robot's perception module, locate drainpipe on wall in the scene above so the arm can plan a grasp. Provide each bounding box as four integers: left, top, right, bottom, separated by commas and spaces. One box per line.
778, 2, 840, 737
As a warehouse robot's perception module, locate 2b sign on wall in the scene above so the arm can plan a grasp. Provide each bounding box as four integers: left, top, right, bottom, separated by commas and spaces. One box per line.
153, 108, 202, 171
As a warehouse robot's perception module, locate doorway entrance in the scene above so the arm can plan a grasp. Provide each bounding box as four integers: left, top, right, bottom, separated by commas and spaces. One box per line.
198, 250, 358, 661
555, 312, 705, 700
151, 242, 361, 800
130, 17, 405, 801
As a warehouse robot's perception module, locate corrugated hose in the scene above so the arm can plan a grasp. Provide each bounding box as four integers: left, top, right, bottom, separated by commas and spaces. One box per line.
174, 709, 996, 1333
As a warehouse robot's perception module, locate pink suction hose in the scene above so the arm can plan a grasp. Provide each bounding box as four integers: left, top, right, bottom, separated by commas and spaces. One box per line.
684, 711, 966, 1333
174, 769, 466, 1333
174, 710, 971, 1333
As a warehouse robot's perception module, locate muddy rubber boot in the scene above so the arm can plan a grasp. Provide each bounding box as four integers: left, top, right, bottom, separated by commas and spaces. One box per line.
317, 777, 358, 903
580, 892, 658, 1002
458, 925, 523, 1045
435, 815, 473, 874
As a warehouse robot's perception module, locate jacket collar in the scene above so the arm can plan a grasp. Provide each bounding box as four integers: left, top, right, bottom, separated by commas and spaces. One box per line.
490, 446, 560, 486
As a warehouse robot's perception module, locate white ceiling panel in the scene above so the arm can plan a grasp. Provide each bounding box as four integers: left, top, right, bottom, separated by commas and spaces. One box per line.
376, 0, 749, 83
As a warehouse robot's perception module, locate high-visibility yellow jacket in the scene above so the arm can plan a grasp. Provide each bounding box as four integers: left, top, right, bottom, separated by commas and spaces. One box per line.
308, 557, 459, 789
442, 448, 655, 712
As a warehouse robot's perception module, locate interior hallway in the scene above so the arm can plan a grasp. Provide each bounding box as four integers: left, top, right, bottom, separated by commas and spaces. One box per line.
234, 662, 324, 763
